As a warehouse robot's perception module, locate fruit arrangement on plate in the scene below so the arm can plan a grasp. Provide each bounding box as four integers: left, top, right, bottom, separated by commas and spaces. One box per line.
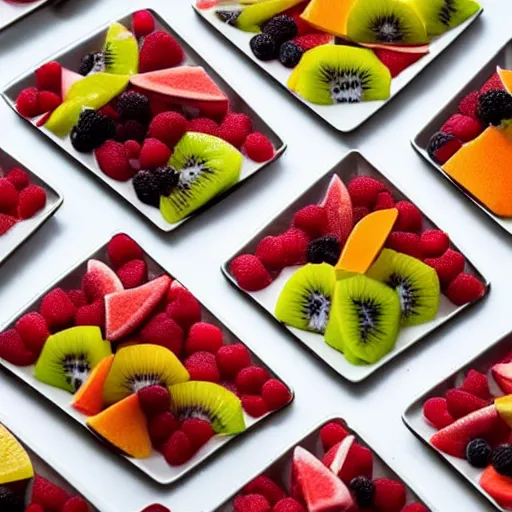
219, 418, 430, 512
426, 66, 512, 218
0, 422, 95, 512
227, 159, 487, 372
9, 10, 281, 228
0, 234, 292, 479
198, 0, 480, 106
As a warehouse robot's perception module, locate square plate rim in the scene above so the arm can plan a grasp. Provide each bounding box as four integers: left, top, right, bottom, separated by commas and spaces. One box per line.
1, 7, 287, 233
0, 0, 55, 33
0, 231, 295, 485
220, 149, 490, 383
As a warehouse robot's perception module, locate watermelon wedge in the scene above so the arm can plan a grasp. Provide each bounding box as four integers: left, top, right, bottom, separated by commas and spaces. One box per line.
361, 42, 430, 54
293, 446, 354, 512
492, 362, 512, 394
481, 466, 512, 509
130, 66, 228, 102
328, 435, 354, 475
319, 174, 353, 245
105, 275, 171, 340
61, 67, 83, 99
83, 259, 123, 301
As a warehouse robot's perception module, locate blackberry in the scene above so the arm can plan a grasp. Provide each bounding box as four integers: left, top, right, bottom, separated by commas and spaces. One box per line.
466, 438, 491, 468
250, 34, 277, 61
0, 486, 23, 512
78, 51, 105, 76
116, 91, 151, 123
262, 15, 297, 44
427, 131, 461, 164
70, 109, 116, 152
154, 166, 180, 195
279, 41, 303, 68
492, 444, 512, 476
133, 166, 179, 207
349, 476, 375, 508
307, 236, 341, 266
215, 10, 241, 26
115, 120, 147, 143
477, 90, 512, 126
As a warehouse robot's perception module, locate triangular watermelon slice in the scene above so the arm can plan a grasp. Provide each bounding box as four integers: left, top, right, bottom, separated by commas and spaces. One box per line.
481, 466, 512, 509
319, 174, 353, 245
130, 66, 228, 102
105, 275, 170, 341
327, 435, 354, 476
293, 446, 354, 512
61, 67, 83, 99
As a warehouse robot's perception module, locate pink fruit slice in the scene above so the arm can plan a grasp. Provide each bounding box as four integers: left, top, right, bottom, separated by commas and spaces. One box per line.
481, 466, 512, 508
85, 259, 123, 298
319, 175, 353, 245
430, 404, 501, 458
105, 275, 171, 340
61, 67, 83, 99
492, 362, 512, 394
293, 446, 354, 512
328, 435, 354, 475
130, 66, 228, 102
361, 42, 430, 54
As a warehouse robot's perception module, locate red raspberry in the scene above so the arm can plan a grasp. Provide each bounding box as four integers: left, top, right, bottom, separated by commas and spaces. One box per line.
184, 351, 220, 382
148, 112, 187, 149
181, 418, 214, 451
15, 312, 50, 353
116, 119, 147, 143
6, 168, 29, 190
243, 476, 286, 505
242, 395, 268, 417
117, 259, 147, 288
140, 505, 171, 512
347, 176, 388, 208
234, 494, 271, 512
161, 430, 193, 466
148, 412, 180, 447
441, 114, 482, 143
107, 234, 143, 268
480, 72, 505, 94
230, 254, 272, 291
280, 228, 309, 266
0, 214, 17, 235
394, 201, 422, 232
0, 178, 19, 214
0, 329, 37, 366
17, 185, 46, 219
15, 88, 40, 117
373, 478, 406, 512
132, 10, 155, 39
386, 231, 422, 258
38, 91, 62, 113
273, 497, 305, 512
35, 61, 62, 93
461, 369, 490, 399
428, 132, 462, 164
261, 379, 291, 410
219, 113, 253, 148
373, 191, 395, 211
141, 313, 184, 356
445, 273, 485, 306
401, 504, 429, 512
184, 322, 223, 355
293, 205, 328, 238
124, 140, 141, 160
255, 236, 287, 271
31, 475, 71, 512
166, 288, 202, 331
67, 289, 87, 308
187, 117, 220, 137
139, 138, 171, 169
458, 90, 479, 119
424, 249, 465, 288
40, 288, 77, 331
95, 140, 134, 181
242, 132, 275, 162
216, 343, 251, 378
25, 505, 45, 512
235, 365, 269, 394
319, 421, 349, 450
138, 385, 170, 416
419, 230, 449, 257
139, 31, 184, 72
423, 397, 455, 429
62, 496, 89, 512
74, 300, 105, 328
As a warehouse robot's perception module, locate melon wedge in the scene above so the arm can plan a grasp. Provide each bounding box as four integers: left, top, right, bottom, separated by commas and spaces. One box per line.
105, 275, 171, 341
84, 259, 123, 298
87, 394, 151, 458
0, 424, 33, 485
72, 354, 115, 415
328, 435, 355, 475
492, 362, 512, 394
361, 43, 430, 54
130, 66, 227, 102
334, 208, 398, 277
61, 67, 83, 99
495, 395, 512, 427
498, 66, 512, 93
319, 174, 353, 245
293, 446, 354, 512
481, 466, 512, 509
300, 0, 356, 37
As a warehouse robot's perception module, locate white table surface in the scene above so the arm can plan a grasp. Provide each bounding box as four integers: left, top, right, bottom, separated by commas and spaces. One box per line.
0, 1, 509, 511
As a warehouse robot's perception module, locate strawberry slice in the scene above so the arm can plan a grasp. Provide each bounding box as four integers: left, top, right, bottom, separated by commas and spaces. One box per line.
445, 389, 488, 419
481, 466, 512, 508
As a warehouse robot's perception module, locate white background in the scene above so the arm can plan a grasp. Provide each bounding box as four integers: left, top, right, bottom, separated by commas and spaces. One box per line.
0, 0, 509, 511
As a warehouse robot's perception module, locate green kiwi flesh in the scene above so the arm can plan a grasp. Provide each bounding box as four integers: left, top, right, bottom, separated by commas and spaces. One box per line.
160, 132, 242, 224
275, 263, 336, 334
103, 22, 139, 75
367, 248, 440, 326
346, 0, 429, 44
169, 381, 246, 434
324, 274, 401, 364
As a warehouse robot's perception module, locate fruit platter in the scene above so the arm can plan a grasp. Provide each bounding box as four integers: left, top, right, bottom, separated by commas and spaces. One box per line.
1, 10, 285, 232
214, 417, 432, 512
0, 146, 62, 266
413, 39, 512, 237
403, 330, 512, 511
223, 151, 489, 382
0, 0, 53, 33
0, 417, 104, 511
0, 234, 294, 484
193, 0, 483, 132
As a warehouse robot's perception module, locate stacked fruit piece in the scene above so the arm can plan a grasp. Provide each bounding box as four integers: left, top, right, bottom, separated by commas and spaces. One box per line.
14, 10, 276, 224
205, 0, 480, 105
423, 357, 512, 509
229, 420, 429, 512
0, 234, 292, 468
0, 167, 46, 236
230, 173, 486, 365
0, 423, 92, 512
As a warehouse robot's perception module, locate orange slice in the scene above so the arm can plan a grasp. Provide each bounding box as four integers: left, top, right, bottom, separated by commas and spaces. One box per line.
498, 66, 512, 93
72, 355, 115, 416
87, 394, 151, 458
442, 126, 512, 217
300, 0, 356, 37
0, 424, 33, 484
335, 208, 398, 276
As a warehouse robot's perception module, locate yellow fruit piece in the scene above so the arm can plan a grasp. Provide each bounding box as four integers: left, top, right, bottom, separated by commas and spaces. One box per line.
495, 395, 512, 427
300, 0, 356, 37
335, 208, 398, 276
498, 66, 512, 93
0, 424, 33, 485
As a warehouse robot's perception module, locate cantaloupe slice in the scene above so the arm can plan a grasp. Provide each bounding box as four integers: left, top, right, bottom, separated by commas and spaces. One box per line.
87, 394, 151, 458
300, 0, 356, 37
0, 424, 33, 485
335, 208, 398, 276
497, 66, 512, 93
442, 126, 512, 217
72, 354, 115, 416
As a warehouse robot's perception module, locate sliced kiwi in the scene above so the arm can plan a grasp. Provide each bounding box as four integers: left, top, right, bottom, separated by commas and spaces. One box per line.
103, 344, 189, 405
169, 381, 245, 434
346, 0, 429, 44
103, 22, 139, 75
275, 263, 336, 334
160, 132, 242, 224
34, 326, 112, 393
288, 45, 391, 105
324, 275, 401, 364
367, 248, 440, 326
410, 0, 480, 36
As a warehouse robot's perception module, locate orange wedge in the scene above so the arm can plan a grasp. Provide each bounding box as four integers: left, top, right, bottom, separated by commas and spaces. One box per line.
442, 126, 512, 217
498, 66, 512, 93
300, 0, 356, 37
0, 424, 33, 484
72, 354, 115, 416
335, 208, 398, 277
